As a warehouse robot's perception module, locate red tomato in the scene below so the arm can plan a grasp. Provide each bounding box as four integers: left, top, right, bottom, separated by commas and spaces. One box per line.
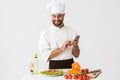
81, 69, 85, 74
51, 69, 57, 72
73, 75, 78, 79
85, 68, 89, 74
87, 75, 90, 80
83, 75, 87, 80
64, 75, 69, 79
78, 75, 83, 80
68, 75, 72, 79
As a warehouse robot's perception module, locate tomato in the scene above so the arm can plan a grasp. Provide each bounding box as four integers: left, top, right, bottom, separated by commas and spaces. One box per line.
87, 75, 90, 80
64, 75, 69, 79
78, 75, 83, 80
81, 69, 85, 74
85, 68, 89, 74
73, 75, 78, 79
83, 75, 87, 80
51, 69, 57, 72
68, 75, 72, 79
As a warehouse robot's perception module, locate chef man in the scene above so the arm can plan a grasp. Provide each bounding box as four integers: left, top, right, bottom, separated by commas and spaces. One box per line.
39, 1, 80, 69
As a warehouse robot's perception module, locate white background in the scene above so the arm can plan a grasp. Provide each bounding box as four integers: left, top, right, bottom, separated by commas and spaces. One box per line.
0, 0, 120, 80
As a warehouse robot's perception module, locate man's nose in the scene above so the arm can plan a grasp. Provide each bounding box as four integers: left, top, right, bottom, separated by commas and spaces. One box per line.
54, 17, 59, 21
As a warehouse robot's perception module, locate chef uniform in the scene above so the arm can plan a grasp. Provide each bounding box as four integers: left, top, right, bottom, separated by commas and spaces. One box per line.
39, 1, 79, 69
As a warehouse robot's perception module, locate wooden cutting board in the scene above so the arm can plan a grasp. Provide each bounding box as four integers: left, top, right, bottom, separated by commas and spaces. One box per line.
87, 69, 102, 79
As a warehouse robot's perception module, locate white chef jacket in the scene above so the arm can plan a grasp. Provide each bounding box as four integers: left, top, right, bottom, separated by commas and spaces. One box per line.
39, 25, 78, 62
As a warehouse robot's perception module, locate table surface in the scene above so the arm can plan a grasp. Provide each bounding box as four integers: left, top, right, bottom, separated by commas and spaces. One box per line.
21, 69, 102, 80
22, 69, 67, 80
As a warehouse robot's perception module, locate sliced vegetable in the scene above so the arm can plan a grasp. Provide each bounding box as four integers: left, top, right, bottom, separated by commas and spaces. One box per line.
40, 69, 64, 76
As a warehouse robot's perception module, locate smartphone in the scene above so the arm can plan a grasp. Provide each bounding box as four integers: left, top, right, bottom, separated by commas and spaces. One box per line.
75, 35, 80, 40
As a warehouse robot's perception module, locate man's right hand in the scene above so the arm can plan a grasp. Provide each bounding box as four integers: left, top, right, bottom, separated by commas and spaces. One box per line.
48, 40, 71, 61
61, 40, 71, 51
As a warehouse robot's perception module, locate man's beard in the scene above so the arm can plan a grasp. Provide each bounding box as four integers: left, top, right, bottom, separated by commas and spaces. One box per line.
52, 20, 63, 27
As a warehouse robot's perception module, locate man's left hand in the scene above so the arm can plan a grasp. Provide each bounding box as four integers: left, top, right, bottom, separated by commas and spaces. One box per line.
71, 39, 79, 47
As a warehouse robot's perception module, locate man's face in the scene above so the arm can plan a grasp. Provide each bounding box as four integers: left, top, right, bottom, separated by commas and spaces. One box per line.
51, 13, 65, 27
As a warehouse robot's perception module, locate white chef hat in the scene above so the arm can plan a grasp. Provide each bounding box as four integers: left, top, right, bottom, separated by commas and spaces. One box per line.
47, 1, 65, 14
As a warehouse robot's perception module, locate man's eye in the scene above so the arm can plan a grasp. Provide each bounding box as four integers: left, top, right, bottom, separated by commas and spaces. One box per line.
52, 16, 56, 18
58, 15, 62, 18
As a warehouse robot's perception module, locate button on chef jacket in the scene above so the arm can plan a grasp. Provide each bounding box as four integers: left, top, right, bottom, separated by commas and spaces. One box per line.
39, 25, 79, 62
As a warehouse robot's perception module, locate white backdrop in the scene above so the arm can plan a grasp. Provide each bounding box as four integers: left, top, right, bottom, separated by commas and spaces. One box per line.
0, 0, 120, 80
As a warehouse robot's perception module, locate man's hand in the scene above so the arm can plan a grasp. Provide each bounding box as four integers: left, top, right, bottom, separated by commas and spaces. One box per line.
71, 38, 80, 57
47, 40, 71, 61
71, 39, 79, 47
61, 40, 71, 51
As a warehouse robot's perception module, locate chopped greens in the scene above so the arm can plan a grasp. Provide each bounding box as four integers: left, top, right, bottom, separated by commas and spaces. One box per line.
40, 69, 64, 76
